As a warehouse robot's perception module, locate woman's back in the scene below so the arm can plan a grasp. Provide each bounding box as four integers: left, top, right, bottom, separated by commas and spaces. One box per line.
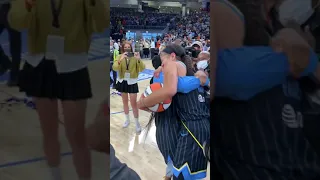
175, 89, 209, 122
212, 1, 320, 179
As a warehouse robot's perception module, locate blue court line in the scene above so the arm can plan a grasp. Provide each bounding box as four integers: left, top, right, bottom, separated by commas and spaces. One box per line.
111, 110, 129, 115
0, 152, 73, 169
0, 109, 125, 169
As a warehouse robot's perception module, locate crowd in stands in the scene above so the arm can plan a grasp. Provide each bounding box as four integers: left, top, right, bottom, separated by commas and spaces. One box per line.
111, 8, 177, 35
168, 11, 210, 40
111, 7, 210, 47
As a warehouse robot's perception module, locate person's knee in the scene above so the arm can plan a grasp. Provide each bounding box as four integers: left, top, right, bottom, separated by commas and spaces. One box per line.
130, 99, 137, 109
65, 126, 87, 148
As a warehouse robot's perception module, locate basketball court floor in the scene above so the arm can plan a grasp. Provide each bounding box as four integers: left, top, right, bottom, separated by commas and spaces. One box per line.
0, 31, 109, 179
110, 60, 210, 180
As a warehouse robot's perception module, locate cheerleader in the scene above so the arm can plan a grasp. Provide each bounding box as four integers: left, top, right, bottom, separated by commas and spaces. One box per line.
8, 0, 108, 179
112, 42, 145, 133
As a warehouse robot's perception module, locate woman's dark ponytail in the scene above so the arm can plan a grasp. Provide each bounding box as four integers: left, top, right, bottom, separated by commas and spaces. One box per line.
181, 55, 194, 76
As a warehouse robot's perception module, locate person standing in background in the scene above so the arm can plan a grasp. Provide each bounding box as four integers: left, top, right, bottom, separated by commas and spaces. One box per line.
113, 39, 119, 52
139, 39, 143, 58
143, 39, 150, 58
0, 0, 22, 86
112, 42, 145, 133
150, 38, 155, 58
8, 0, 108, 180
112, 42, 119, 89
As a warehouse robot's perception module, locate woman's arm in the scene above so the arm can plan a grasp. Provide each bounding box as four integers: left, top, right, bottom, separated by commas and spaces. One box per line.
153, 73, 205, 93
214, 47, 319, 100
8, 0, 33, 31
84, 0, 109, 33
139, 62, 178, 108
152, 46, 317, 99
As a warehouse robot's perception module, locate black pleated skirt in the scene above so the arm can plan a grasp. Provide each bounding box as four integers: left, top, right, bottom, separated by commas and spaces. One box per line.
116, 80, 138, 93
19, 59, 92, 100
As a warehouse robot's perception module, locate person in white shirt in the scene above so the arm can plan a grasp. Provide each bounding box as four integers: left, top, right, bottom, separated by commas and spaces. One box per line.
150, 38, 156, 58
143, 40, 150, 58
113, 41, 119, 51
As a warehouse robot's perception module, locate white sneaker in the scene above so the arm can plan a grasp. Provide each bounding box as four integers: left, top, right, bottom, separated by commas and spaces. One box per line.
123, 120, 130, 128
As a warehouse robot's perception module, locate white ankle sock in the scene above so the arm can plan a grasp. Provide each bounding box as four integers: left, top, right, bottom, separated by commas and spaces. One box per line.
50, 167, 62, 180
135, 118, 141, 133
134, 118, 140, 126
123, 114, 130, 128
125, 114, 130, 121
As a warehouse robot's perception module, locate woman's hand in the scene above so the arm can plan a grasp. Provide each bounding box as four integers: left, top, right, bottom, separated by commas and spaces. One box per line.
153, 66, 163, 78
137, 94, 151, 112
284, 20, 316, 48
271, 28, 312, 78
134, 52, 141, 59
195, 70, 208, 86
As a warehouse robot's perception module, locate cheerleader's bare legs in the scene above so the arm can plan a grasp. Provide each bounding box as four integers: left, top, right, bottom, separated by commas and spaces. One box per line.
121, 93, 141, 133
62, 100, 91, 179
129, 93, 141, 133
35, 98, 91, 180
34, 99, 61, 179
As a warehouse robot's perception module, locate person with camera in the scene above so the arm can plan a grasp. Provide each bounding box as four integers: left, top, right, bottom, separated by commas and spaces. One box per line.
8, 0, 108, 179
185, 41, 203, 60
112, 42, 145, 133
